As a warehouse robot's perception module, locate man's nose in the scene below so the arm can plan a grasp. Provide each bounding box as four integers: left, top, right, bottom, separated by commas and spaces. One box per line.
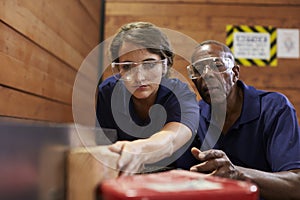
201, 65, 214, 77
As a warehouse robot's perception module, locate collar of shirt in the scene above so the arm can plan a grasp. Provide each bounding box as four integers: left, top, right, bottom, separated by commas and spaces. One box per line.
200, 80, 264, 127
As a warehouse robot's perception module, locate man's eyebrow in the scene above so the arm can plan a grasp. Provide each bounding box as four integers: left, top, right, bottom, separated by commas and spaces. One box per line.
118, 60, 133, 63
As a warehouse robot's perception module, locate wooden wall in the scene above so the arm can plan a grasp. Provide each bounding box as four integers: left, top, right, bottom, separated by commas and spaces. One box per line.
0, 0, 101, 123
104, 0, 300, 123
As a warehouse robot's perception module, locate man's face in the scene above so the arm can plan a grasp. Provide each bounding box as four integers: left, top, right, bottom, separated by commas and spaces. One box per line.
191, 44, 237, 104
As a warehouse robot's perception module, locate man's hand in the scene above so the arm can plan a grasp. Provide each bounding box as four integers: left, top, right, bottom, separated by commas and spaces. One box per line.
190, 147, 245, 180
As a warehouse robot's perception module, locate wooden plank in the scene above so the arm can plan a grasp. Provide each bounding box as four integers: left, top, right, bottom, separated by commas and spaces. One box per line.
20, 0, 99, 57
106, 0, 300, 5
105, 9, 299, 40
105, 3, 300, 39
79, 0, 102, 27
239, 64, 300, 90
105, 17, 280, 42
105, 2, 300, 17
0, 86, 73, 122
0, 0, 84, 70
0, 25, 76, 86
72, 73, 101, 127
0, 53, 73, 104
0, 22, 75, 103
104, 3, 300, 44
67, 146, 119, 200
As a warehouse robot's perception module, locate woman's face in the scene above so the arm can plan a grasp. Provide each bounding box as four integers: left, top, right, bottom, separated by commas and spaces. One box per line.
118, 42, 163, 100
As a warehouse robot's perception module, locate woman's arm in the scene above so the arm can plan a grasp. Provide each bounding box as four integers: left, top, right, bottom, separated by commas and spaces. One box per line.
109, 122, 192, 175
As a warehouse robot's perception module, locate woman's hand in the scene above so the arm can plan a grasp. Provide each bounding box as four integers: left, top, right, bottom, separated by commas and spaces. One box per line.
109, 140, 147, 175
190, 147, 246, 180
109, 122, 192, 176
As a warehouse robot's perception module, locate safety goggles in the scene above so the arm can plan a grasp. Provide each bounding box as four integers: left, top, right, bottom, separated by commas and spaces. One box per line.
111, 58, 168, 81
187, 57, 234, 79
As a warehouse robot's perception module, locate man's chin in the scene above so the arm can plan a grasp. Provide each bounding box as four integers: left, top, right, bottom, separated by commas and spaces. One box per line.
200, 93, 211, 104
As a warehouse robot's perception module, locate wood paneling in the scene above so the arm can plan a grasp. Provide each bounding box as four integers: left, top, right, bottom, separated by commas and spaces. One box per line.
107, 0, 300, 4
0, 86, 72, 122
20, 0, 99, 59
0, 22, 75, 104
0, 0, 101, 122
104, 0, 300, 122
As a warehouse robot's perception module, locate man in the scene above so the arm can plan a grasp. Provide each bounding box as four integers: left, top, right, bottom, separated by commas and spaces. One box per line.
187, 40, 300, 200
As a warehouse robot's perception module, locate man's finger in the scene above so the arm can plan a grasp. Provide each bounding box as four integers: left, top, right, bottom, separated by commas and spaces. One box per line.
190, 161, 219, 173
199, 149, 225, 160
191, 147, 202, 159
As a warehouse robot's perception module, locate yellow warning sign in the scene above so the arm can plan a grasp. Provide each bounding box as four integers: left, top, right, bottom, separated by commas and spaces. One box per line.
226, 25, 277, 67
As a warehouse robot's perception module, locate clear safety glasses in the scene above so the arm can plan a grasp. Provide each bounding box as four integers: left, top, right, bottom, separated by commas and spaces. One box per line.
111, 58, 168, 81
187, 57, 234, 79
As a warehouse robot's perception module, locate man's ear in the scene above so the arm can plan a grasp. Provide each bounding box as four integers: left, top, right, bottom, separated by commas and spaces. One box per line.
232, 65, 240, 82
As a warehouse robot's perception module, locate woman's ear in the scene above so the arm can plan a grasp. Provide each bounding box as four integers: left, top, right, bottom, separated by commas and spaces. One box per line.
162, 65, 168, 77
162, 57, 171, 77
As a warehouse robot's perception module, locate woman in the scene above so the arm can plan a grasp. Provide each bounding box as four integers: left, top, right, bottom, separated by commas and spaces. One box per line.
96, 22, 199, 174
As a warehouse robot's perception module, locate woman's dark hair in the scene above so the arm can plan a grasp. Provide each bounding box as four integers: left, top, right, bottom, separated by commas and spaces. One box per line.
109, 22, 174, 68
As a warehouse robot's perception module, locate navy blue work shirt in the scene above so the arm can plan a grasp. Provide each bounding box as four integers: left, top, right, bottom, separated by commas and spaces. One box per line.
196, 80, 300, 172
96, 76, 199, 168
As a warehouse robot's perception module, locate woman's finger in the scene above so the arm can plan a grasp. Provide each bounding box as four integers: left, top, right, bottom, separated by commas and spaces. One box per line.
109, 141, 127, 153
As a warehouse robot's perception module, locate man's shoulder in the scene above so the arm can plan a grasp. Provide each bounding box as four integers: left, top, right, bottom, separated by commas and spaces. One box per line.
261, 91, 294, 110
241, 81, 289, 101
241, 81, 294, 110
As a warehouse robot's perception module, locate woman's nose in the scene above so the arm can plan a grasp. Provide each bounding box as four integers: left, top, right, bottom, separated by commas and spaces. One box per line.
134, 65, 146, 81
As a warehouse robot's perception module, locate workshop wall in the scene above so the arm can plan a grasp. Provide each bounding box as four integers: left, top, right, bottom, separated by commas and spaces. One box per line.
0, 0, 101, 122
1, 0, 299, 123
104, 0, 300, 122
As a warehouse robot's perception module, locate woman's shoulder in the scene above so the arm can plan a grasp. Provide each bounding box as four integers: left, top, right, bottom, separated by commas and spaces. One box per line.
159, 78, 197, 102
98, 76, 118, 91
161, 77, 192, 92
